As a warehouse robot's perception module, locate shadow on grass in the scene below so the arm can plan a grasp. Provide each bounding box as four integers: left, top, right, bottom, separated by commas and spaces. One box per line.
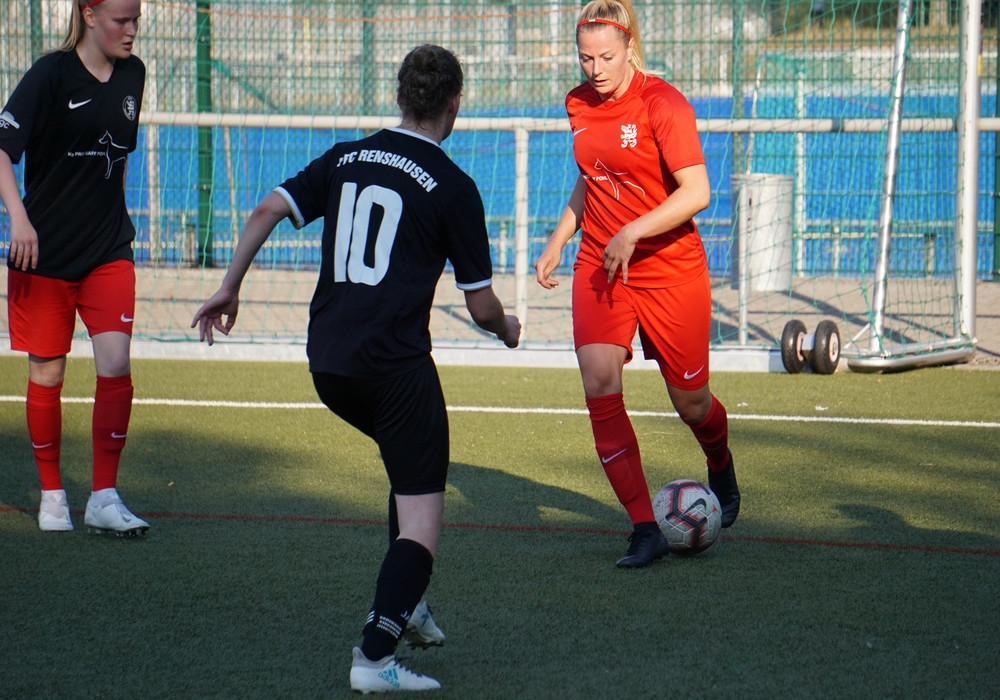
446, 461, 626, 533
835, 502, 1000, 554
0, 432, 635, 699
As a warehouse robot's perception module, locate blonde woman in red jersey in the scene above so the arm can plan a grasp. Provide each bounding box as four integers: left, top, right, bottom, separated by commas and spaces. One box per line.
534, 0, 739, 568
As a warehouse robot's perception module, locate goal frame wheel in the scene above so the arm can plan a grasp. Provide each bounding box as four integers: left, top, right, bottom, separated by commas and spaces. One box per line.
810, 320, 841, 375
781, 319, 808, 374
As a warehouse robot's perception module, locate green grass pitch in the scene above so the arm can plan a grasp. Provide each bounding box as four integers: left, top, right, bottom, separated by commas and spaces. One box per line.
1, 356, 998, 698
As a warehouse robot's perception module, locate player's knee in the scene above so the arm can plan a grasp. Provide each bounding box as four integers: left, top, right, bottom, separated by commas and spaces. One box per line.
670, 389, 712, 425
28, 356, 67, 387
579, 360, 625, 397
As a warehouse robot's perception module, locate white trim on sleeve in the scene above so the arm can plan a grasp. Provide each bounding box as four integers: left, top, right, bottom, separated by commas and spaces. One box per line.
456, 278, 493, 292
273, 186, 306, 229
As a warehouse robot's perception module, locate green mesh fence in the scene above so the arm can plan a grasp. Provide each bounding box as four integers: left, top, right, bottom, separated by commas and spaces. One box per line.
1, 1, 997, 364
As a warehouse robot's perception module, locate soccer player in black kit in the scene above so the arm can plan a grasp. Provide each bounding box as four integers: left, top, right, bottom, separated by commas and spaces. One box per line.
0, 0, 149, 536
192, 45, 521, 693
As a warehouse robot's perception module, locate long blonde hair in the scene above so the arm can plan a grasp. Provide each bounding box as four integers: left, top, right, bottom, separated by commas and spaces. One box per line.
576, 0, 645, 72
57, 0, 94, 52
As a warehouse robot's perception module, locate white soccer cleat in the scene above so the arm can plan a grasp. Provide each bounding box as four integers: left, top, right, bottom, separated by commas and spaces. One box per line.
84, 488, 149, 537
403, 597, 446, 648
38, 489, 74, 531
349, 647, 441, 694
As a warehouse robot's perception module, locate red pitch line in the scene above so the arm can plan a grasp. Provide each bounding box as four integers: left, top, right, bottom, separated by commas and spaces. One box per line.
724, 533, 1000, 557
4, 506, 998, 557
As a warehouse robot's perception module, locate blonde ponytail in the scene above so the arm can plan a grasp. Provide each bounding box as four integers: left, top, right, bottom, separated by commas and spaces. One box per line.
57, 1, 90, 52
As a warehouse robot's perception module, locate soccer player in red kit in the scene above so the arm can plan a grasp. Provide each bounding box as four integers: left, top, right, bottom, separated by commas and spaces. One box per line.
1, 0, 148, 536
535, 0, 740, 568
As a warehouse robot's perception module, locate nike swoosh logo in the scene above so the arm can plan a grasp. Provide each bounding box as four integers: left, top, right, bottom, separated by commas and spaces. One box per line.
111, 432, 128, 439
684, 366, 705, 380
573, 128, 588, 137
32, 442, 54, 449
68, 99, 92, 110
121, 314, 134, 323
601, 447, 627, 464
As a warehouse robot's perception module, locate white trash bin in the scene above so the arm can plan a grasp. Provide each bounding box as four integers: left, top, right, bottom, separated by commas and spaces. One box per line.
732, 174, 793, 292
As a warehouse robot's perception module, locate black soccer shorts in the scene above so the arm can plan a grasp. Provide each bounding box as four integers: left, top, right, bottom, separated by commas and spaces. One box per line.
311, 356, 449, 495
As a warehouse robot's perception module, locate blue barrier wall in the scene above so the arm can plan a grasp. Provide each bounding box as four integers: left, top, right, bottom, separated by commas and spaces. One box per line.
7, 95, 997, 278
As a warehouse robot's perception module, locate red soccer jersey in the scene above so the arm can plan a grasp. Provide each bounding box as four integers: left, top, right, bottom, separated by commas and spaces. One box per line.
566, 72, 707, 288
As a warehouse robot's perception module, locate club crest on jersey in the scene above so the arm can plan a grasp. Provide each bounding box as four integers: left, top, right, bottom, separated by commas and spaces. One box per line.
122, 96, 137, 121
0, 110, 20, 130
620, 123, 638, 148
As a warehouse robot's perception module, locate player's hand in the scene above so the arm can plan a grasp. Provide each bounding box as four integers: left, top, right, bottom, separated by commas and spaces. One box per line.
603, 227, 639, 285
8, 220, 39, 271
498, 314, 521, 349
191, 288, 240, 346
534, 246, 562, 290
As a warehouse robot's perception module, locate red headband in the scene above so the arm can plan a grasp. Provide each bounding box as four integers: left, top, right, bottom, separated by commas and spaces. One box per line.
81, 0, 106, 9
576, 18, 631, 37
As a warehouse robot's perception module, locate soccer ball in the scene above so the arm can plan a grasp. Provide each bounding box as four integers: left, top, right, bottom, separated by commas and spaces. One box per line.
652, 479, 722, 554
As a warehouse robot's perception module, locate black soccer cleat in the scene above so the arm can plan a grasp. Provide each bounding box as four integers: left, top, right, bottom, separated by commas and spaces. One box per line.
615, 523, 669, 569
708, 450, 741, 528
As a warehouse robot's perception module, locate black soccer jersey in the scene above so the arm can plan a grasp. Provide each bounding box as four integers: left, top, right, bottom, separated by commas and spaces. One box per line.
274, 127, 494, 378
0, 50, 144, 281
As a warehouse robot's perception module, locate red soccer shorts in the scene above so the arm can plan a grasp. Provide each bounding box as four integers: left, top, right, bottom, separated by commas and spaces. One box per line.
572, 264, 712, 390
7, 260, 136, 357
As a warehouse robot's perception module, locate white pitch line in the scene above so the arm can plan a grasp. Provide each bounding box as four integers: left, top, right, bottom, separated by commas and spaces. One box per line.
1, 395, 997, 429
449, 406, 1000, 429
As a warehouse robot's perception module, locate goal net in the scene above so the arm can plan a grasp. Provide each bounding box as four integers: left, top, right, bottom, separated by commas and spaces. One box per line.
1, 1, 996, 369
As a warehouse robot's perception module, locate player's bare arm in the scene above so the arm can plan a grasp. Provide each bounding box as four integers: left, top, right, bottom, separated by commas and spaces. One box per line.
463, 287, 521, 348
192, 191, 291, 345
0, 149, 38, 271
603, 163, 710, 284
535, 175, 585, 289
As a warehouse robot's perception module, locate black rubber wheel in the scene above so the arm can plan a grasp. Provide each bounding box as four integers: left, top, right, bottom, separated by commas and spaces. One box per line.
810, 320, 841, 375
781, 320, 808, 374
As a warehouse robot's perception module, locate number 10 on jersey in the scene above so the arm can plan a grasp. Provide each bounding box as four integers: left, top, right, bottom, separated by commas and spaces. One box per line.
334, 182, 402, 286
